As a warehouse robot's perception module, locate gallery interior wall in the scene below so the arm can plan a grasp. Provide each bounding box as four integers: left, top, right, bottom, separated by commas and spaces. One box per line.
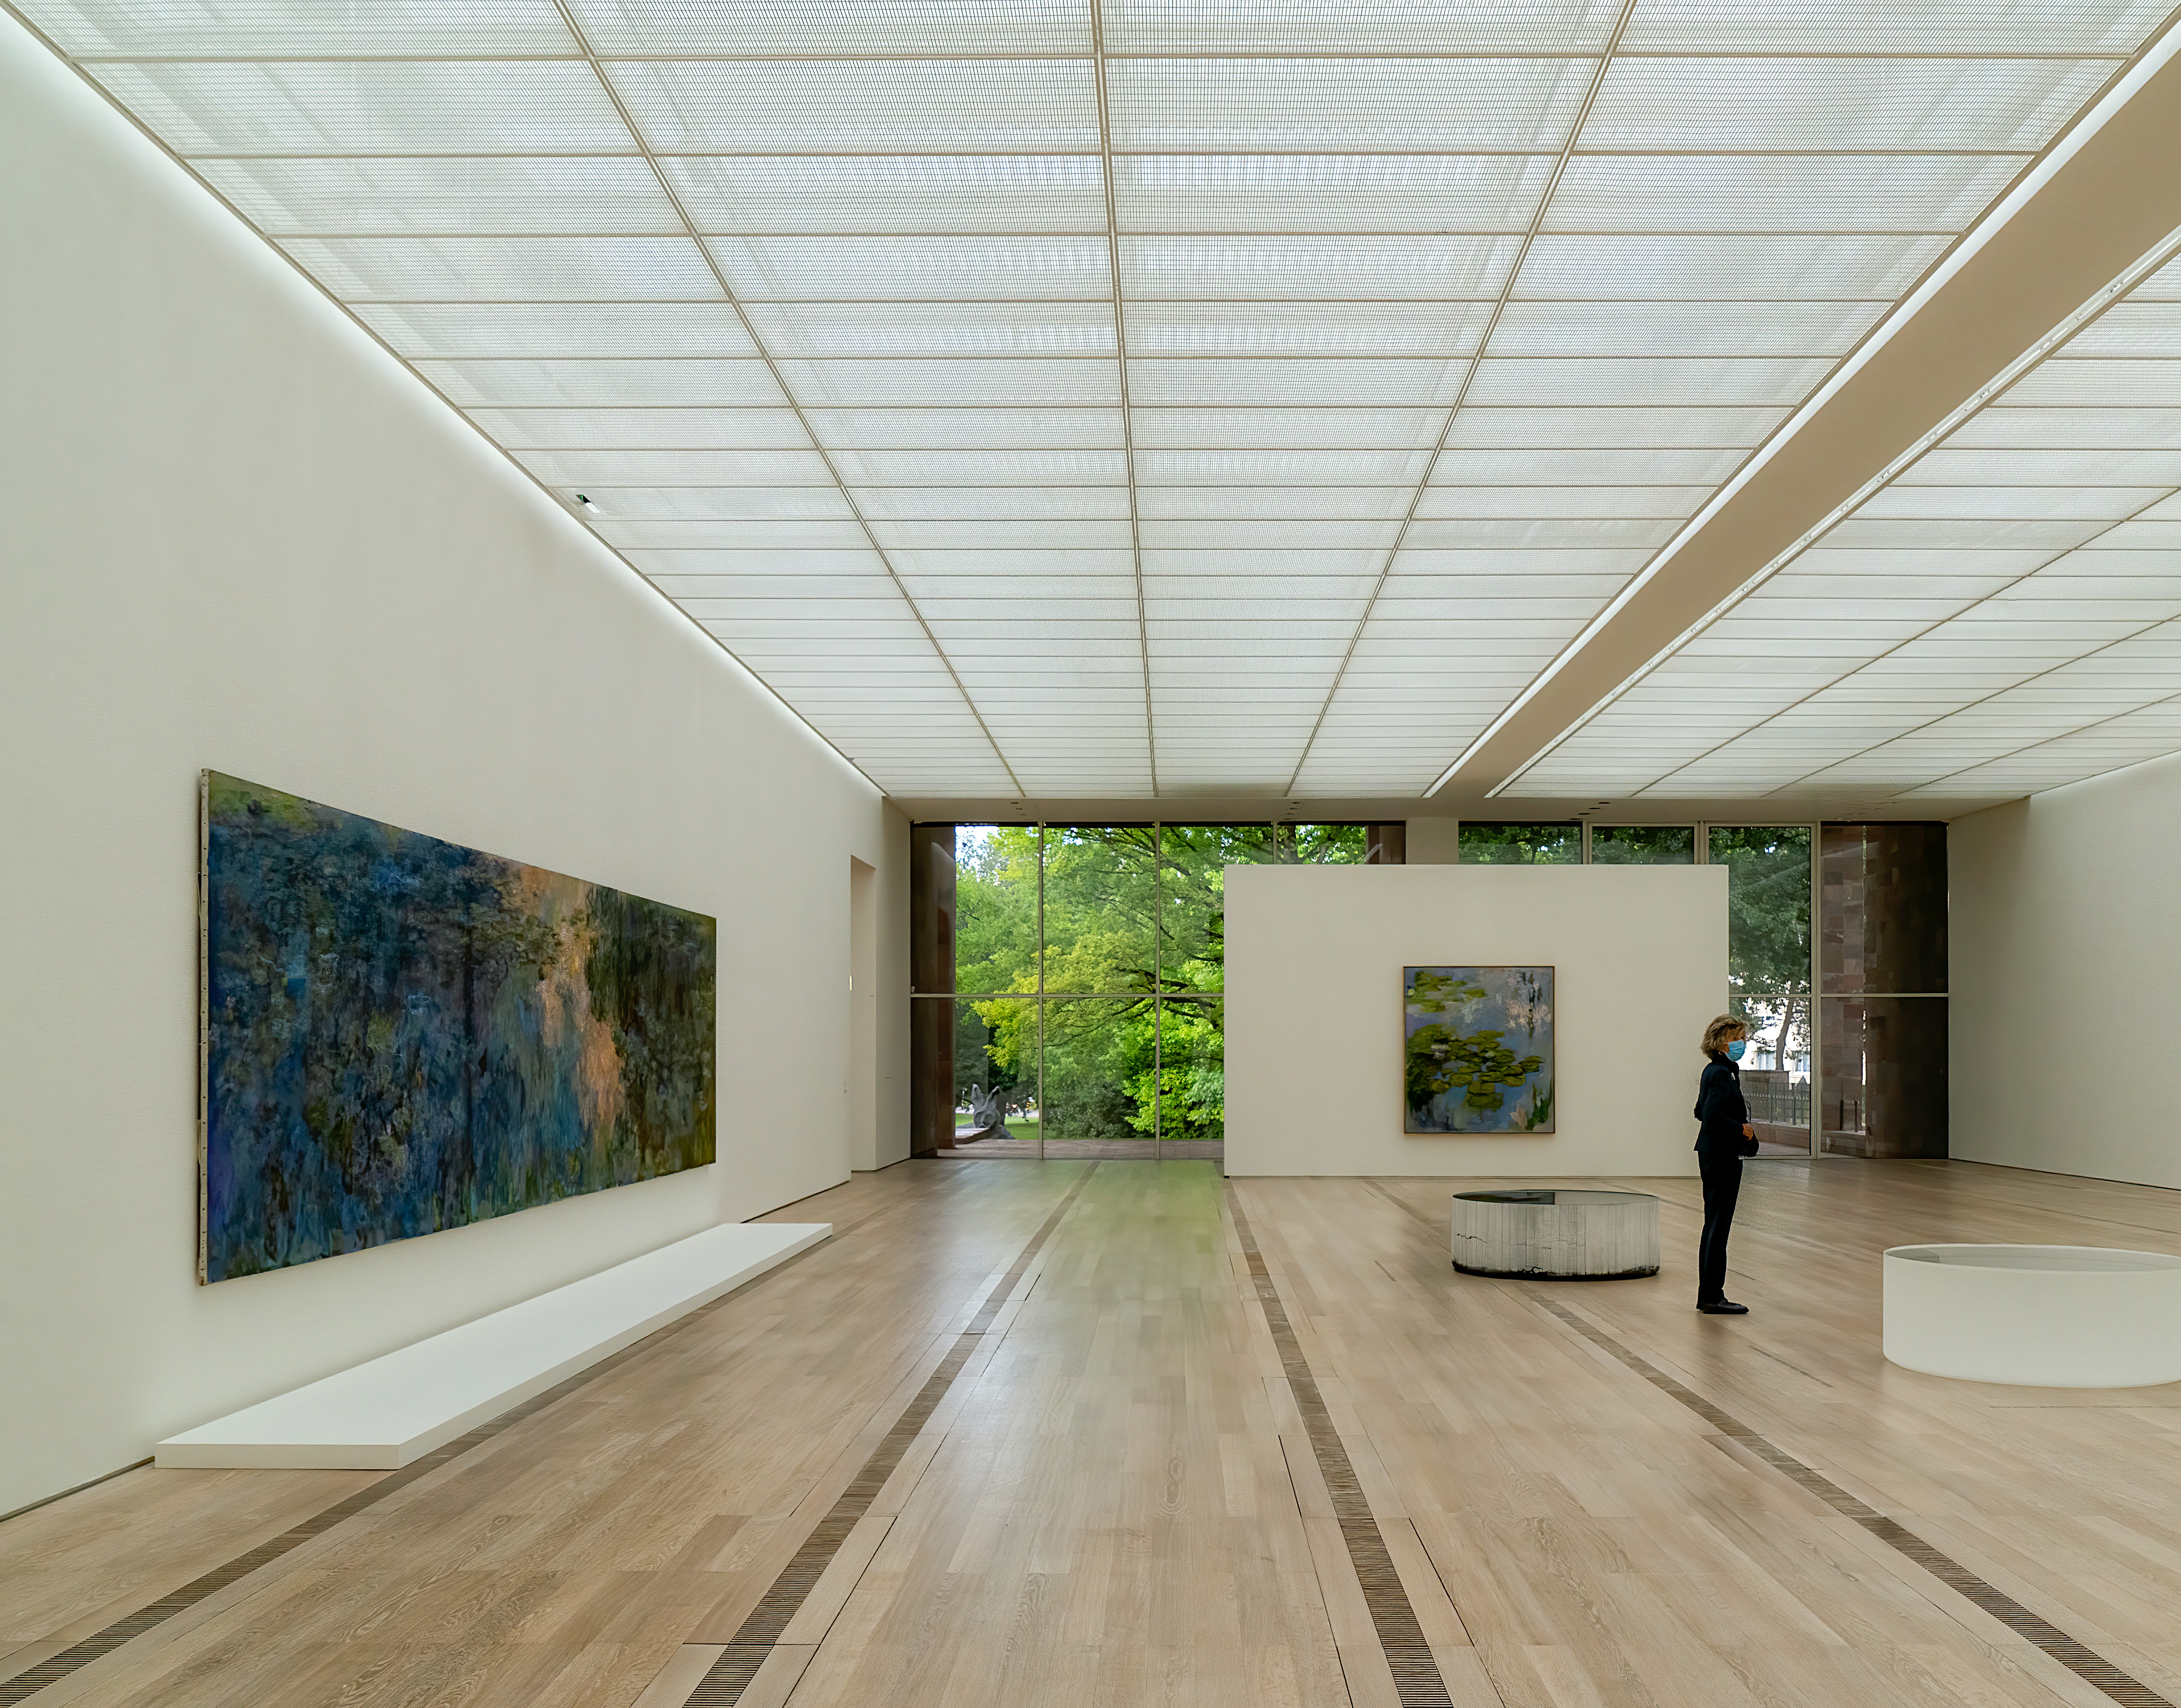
1951, 754, 2181, 1190
0, 19, 904, 1515
1225, 865, 1728, 1177
1404, 819, 1461, 865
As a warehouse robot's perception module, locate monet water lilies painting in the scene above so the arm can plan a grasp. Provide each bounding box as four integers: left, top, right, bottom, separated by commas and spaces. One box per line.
1404, 966, 1555, 1134
200, 773, 716, 1282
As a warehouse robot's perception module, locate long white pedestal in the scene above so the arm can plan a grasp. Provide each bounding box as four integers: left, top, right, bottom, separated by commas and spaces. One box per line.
1884, 1244, 2181, 1387
158, 1221, 830, 1469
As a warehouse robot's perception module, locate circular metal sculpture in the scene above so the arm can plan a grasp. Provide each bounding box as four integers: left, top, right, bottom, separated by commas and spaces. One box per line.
1884, 1244, 2181, 1387
1450, 1189, 1661, 1280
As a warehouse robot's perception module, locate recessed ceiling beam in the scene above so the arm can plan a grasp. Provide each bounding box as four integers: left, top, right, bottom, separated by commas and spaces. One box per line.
1436, 17, 2181, 798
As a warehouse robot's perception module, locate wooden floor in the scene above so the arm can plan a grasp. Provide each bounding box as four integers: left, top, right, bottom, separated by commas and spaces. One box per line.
6, 1158, 2181, 1708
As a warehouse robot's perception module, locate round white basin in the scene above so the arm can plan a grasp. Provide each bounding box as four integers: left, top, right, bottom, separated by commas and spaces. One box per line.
1883, 1244, 2181, 1388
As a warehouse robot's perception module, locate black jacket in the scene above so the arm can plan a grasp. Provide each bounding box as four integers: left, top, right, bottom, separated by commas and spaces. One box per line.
1693, 1052, 1750, 1153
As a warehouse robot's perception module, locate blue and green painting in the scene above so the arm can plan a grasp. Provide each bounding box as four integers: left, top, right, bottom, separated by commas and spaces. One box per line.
1403, 965, 1555, 1134
201, 773, 716, 1282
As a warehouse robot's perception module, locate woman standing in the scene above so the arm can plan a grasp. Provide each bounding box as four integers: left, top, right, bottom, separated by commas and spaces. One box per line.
1693, 1014, 1759, 1315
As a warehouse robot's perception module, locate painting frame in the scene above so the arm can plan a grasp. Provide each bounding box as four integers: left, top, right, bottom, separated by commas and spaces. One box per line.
197, 771, 718, 1283
1403, 965, 1556, 1135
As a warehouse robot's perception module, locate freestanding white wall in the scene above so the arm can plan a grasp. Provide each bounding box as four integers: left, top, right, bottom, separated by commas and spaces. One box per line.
1225, 865, 1726, 1177
1952, 757, 2181, 1190
0, 19, 905, 1514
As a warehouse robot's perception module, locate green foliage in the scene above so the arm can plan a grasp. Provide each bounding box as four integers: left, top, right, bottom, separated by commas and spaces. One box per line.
1707, 826, 1812, 997
1457, 822, 1579, 864
954, 827, 1040, 997
949, 822, 1364, 1139
1123, 999, 1226, 1141
1588, 825, 1695, 865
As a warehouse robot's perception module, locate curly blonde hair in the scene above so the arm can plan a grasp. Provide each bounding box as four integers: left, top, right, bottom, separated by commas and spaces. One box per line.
1700, 1014, 1749, 1058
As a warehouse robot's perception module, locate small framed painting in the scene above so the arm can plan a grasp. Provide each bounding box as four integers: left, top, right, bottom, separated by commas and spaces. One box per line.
1404, 966, 1555, 1134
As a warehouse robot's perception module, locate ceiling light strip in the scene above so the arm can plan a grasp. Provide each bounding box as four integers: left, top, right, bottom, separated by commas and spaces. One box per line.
163, 148, 2056, 162
1091, 0, 1157, 793
1433, 5, 2181, 799
1280, 0, 1644, 799
0, 0, 895, 799
250, 229, 1974, 242
1490, 215, 2181, 800
543, 0, 1026, 796
60, 50, 2140, 66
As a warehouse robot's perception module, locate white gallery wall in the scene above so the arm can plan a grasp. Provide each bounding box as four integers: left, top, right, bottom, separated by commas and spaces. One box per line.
0, 19, 907, 1516
1952, 756, 2181, 1189
1225, 865, 1727, 1177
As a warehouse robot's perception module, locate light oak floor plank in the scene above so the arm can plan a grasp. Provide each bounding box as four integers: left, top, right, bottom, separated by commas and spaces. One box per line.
7, 1158, 2180, 1708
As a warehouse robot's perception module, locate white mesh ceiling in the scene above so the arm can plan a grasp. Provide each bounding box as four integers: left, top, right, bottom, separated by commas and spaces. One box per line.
18, 0, 2177, 799
1508, 253, 2181, 807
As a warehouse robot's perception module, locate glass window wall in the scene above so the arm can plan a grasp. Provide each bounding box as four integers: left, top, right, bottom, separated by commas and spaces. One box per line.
1708, 826, 1816, 1157
914, 817, 1943, 1163
1588, 825, 1695, 865
912, 822, 1368, 1158
1457, 822, 1580, 864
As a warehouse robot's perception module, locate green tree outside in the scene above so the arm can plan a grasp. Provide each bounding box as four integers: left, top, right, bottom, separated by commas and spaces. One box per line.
1708, 825, 1813, 1071
951, 823, 1366, 1141
1456, 822, 1580, 864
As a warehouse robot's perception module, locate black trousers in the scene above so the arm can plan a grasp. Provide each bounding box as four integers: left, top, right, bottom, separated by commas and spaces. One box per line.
1696, 1149, 1744, 1303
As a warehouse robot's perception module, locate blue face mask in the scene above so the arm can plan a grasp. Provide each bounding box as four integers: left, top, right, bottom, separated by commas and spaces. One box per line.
1725, 1039, 1747, 1061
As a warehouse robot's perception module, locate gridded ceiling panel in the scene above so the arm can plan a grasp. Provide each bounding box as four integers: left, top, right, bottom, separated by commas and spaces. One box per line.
740, 303, 1116, 357
279, 236, 721, 299
88, 61, 627, 153
1618, 0, 2169, 52
1102, 0, 1626, 53
419, 359, 789, 408
33, 0, 576, 55
355, 302, 758, 358
1120, 235, 1520, 299
1509, 280, 2181, 803
194, 157, 680, 235
19, 0, 2175, 801
607, 60, 1100, 152
1546, 156, 2032, 234
565, 0, 1092, 55
1584, 58, 2119, 151
660, 156, 1107, 235
1115, 155, 1556, 234
1105, 58, 1593, 151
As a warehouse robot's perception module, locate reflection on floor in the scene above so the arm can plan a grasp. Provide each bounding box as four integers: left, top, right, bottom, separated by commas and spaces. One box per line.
935, 1137, 1224, 1159
6, 1159, 2181, 1708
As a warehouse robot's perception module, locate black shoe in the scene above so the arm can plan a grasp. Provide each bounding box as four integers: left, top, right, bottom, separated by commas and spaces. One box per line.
1697, 1299, 1749, 1315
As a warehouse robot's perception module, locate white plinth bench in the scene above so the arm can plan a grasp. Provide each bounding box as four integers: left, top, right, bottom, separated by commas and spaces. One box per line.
1451, 1189, 1660, 1280
1884, 1244, 2181, 1388
157, 1221, 830, 1469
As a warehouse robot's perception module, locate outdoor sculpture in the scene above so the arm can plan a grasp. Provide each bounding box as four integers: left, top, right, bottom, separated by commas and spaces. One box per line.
961, 1084, 1012, 1142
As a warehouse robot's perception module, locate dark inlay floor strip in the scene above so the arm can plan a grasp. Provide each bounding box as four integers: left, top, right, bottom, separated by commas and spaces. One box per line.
1365, 1179, 2177, 1708
1225, 1188, 1456, 1708
0, 1189, 901, 1706
686, 1162, 1101, 1706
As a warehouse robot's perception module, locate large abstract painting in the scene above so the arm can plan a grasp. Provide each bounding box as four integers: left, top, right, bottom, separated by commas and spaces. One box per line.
200, 772, 716, 1282
1404, 966, 1555, 1134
